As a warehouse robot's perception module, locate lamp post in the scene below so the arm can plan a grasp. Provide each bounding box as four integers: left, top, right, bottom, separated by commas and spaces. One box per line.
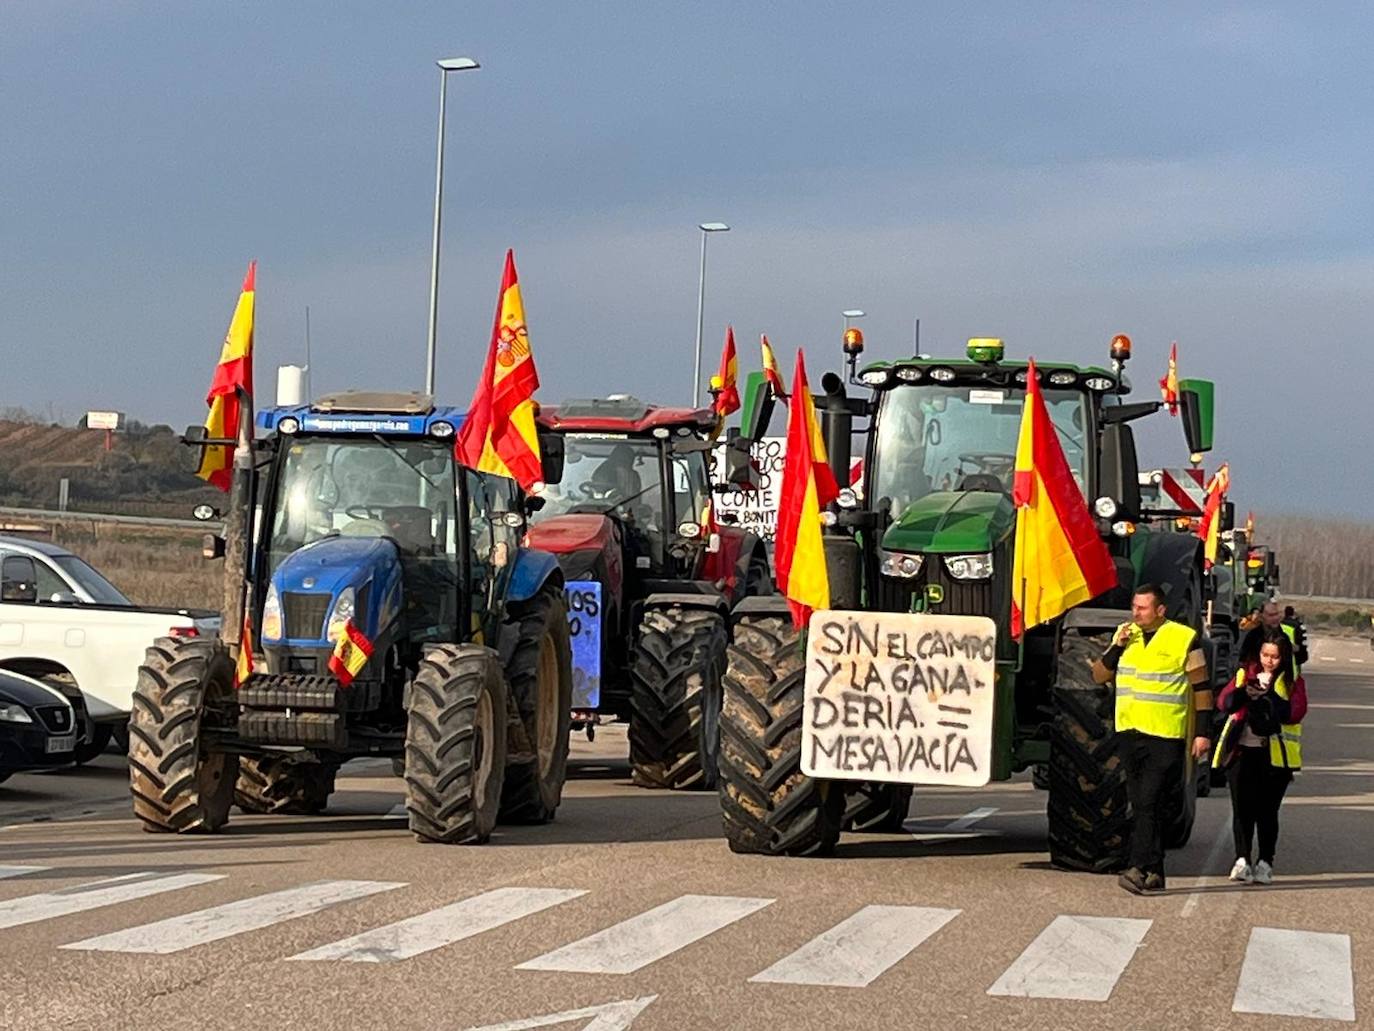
692, 221, 730, 406
425, 56, 480, 396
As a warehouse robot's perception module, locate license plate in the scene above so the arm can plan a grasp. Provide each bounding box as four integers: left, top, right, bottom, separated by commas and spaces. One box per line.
46, 734, 76, 754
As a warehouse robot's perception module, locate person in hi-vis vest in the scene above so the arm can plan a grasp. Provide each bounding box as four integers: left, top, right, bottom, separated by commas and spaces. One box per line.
1092, 583, 1212, 895
1213, 631, 1306, 886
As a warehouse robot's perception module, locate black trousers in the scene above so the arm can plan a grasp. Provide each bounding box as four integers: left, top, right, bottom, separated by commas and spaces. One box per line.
1120, 730, 1184, 876
1227, 745, 1293, 864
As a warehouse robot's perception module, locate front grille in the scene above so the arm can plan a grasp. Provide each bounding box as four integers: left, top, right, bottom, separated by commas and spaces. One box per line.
283, 592, 332, 639
33, 705, 71, 734
872, 552, 1006, 620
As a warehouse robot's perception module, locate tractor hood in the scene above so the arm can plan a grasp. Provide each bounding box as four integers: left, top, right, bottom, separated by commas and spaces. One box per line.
525, 514, 616, 556
881, 491, 1015, 555
273, 535, 398, 596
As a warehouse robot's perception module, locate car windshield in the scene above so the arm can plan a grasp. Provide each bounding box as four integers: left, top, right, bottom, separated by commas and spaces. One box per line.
531, 436, 665, 527
266, 436, 459, 579
52, 555, 132, 606
869, 383, 1090, 517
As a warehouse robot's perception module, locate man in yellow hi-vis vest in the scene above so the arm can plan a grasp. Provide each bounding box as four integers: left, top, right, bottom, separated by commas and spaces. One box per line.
1093, 583, 1213, 895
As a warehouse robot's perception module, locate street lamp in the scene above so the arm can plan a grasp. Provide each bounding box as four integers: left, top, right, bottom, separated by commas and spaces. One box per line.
692, 221, 731, 406
425, 56, 480, 396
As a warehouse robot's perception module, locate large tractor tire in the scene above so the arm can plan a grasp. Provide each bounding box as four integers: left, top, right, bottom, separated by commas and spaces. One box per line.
843, 782, 913, 833
128, 637, 238, 834
235, 754, 337, 815
629, 605, 728, 791
499, 587, 574, 823
718, 613, 842, 856
404, 644, 508, 844
1047, 633, 1131, 872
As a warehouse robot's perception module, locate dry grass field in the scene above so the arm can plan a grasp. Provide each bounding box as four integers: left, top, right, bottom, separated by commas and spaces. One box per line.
40, 522, 220, 609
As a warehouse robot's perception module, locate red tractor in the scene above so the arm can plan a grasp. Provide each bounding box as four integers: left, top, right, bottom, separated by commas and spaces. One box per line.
528, 396, 771, 790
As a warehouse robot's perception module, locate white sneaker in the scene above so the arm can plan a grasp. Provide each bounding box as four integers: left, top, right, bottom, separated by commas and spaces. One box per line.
1254, 860, 1273, 885
1229, 857, 1253, 883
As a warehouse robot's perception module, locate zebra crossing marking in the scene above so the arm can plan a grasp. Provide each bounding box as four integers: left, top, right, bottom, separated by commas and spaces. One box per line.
750, 904, 960, 988
944, 807, 998, 832
61, 879, 403, 954
0, 866, 49, 880
1232, 928, 1355, 1022
0, 871, 223, 931
516, 894, 773, 975
290, 887, 586, 963
987, 915, 1151, 1002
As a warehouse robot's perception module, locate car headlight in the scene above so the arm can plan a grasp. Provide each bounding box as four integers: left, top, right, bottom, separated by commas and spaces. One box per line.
0, 703, 33, 724
261, 584, 283, 640
326, 587, 356, 643
1093, 497, 1118, 519
880, 551, 924, 579
945, 553, 994, 580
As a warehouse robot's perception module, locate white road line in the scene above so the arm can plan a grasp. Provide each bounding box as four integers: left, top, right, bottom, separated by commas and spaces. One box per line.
1350, 658, 1366, 664
987, 915, 1151, 1002
385, 803, 407, 818
62, 879, 403, 954
0, 866, 48, 880
0, 872, 223, 931
516, 894, 773, 975
1181, 813, 1234, 918
944, 807, 998, 832
290, 887, 586, 963
750, 905, 960, 988
1233, 928, 1355, 1022
1320, 656, 1335, 661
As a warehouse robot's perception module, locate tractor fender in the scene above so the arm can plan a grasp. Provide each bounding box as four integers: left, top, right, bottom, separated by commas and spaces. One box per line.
1060, 606, 1131, 634
641, 591, 728, 617
507, 548, 565, 604
729, 594, 792, 624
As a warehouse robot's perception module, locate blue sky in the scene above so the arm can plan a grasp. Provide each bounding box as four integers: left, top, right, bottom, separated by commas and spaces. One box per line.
2, 3, 1370, 515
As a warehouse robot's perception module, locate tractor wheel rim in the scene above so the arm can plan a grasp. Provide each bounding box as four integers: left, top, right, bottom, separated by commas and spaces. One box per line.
536, 632, 559, 779
474, 688, 495, 803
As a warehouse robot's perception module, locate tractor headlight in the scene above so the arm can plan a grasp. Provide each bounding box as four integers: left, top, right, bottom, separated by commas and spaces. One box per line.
836, 487, 859, 510
880, 551, 924, 579
277, 417, 300, 435
428, 420, 455, 439
1093, 496, 1118, 519
326, 587, 356, 643
0, 703, 33, 724
945, 553, 994, 580
261, 584, 283, 640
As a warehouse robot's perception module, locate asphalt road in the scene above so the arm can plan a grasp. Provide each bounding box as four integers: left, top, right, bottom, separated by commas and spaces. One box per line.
2, 634, 1371, 1030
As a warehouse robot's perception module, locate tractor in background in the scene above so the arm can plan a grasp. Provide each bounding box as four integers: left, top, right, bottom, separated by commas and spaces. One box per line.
129, 390, 573, 844
717, 333, 1218, 869
528, 396, 771, 790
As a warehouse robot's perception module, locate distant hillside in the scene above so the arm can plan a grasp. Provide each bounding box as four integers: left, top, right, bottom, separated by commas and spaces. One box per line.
0, 417, 219, 518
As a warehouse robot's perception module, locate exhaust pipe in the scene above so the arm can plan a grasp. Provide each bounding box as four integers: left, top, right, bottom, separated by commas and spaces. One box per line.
819, 372, 851, 491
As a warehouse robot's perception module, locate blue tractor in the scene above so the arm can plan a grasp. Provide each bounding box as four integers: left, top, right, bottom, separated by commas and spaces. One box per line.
128, 391, 573, 844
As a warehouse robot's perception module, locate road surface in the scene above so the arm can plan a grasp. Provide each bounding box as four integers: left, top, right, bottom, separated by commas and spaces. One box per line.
2, 635, 1370, 1029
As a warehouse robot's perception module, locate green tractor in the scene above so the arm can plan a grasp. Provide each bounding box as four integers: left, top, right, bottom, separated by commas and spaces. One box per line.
718, 335, 1216, 870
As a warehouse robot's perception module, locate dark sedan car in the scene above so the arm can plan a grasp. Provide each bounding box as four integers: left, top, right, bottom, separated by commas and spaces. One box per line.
0, 670, 77, 783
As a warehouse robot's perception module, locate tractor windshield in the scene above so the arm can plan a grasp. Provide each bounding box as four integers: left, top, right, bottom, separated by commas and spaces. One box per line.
265, 436, 459, 581
869, 383, 1089, 517
532, 436, 665, 528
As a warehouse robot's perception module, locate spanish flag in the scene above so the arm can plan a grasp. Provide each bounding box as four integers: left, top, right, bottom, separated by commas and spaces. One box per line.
760, 334, 787, 399
455, 250, 543, 491
196, 261, 255, 491
1011, 358, 1117, 638
712, 326, 740, 417
1197, 463, 1230, 569
775, 350, 839, 628
234, 610, 254, 689
328, 619, 374, 686
1159, 341, 1179, 416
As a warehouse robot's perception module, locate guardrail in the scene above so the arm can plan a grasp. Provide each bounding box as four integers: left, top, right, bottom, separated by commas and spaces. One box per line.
0, 505, 210, 531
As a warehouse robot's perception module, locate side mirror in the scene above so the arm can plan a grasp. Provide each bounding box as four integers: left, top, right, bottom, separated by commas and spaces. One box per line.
721, 434, 756, 487
1220, 500, 1235, 532
1099, 424, 1142, 520
523, 495, 546, 516
538, 432, 565, 486
1178, 378, 1215, 455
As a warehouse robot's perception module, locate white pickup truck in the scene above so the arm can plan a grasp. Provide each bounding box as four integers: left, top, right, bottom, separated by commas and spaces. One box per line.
0, 536, 219, 762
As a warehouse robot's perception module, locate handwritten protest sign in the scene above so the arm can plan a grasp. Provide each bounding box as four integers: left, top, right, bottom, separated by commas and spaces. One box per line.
709, 436, 862, 544
801, 611, 997, 787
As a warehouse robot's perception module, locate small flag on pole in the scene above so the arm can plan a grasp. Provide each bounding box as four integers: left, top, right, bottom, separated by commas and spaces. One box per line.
196, 261, 256, 491
760, 334, 787, 399
1159, 342, 1179, 416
